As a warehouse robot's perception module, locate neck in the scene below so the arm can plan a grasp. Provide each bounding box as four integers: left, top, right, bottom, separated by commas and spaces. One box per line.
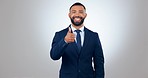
72, 24, 84, 30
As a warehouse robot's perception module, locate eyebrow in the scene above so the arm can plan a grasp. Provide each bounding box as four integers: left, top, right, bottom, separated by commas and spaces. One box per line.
70, 9, 85, 13
71, 10, 84, 11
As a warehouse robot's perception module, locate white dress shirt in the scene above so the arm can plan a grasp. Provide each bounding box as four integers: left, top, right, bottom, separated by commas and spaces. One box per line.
71, 25, 85, 46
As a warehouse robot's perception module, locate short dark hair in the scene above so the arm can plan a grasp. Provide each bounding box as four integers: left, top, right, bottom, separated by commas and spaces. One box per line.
69, 2, 86, 11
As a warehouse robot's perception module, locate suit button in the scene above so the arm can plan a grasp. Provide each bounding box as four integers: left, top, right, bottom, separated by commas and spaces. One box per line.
78, 70, 81, 72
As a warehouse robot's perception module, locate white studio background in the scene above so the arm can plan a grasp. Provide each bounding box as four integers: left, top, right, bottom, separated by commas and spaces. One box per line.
0, 0, 148, 78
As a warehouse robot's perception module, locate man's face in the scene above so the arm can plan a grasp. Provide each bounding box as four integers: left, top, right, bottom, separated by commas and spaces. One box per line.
69, 5, 87, 26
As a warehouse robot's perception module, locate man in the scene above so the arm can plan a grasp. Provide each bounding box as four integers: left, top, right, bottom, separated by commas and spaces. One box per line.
50, 2, 104, 78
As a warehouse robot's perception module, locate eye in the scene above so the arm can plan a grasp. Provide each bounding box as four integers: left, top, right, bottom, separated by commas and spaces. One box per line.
79, 10, 84, 13
71, 10, 76, 13
72, 11, 76, 13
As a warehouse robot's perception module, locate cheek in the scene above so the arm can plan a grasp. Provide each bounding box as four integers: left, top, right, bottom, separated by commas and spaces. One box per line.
69, 14, 72, 18
69, 14, 74, 18
82, 14, 86, 17
69, 14, 85, 18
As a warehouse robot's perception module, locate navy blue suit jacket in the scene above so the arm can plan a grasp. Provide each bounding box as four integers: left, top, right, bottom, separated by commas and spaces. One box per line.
50, 26, 104, 78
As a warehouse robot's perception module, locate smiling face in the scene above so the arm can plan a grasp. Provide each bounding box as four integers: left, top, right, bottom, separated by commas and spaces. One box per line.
69, 5, 87, 27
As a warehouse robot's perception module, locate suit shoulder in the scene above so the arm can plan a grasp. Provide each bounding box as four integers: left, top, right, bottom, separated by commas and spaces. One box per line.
55, 27, 68, 34
85, 27, 98, 35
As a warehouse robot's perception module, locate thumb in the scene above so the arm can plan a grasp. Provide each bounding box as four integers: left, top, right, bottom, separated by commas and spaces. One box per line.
68, 27, 72, 33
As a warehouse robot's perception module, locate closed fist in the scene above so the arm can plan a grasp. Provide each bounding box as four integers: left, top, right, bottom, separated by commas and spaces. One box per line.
64, 27, 75, 43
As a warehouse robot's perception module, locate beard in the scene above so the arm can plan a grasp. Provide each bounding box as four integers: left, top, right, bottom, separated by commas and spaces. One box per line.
70, 16, 85, 26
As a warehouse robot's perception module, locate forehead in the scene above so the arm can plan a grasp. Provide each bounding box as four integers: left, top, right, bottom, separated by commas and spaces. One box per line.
70, 5, 85, 11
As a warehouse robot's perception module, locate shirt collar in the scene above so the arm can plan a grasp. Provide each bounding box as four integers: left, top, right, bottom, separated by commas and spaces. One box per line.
70, 24, 84, 32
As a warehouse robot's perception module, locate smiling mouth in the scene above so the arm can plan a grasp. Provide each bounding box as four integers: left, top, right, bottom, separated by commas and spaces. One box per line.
73, 16, 83, 22
74, 18, 81, 22
71, 16, 84, 26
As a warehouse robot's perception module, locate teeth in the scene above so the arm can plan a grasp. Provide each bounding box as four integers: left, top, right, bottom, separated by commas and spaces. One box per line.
75, 18, 80, 21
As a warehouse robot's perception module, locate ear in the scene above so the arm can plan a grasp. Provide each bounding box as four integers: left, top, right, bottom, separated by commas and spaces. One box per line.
84, 13, 87, 18
68, 13, 71, 18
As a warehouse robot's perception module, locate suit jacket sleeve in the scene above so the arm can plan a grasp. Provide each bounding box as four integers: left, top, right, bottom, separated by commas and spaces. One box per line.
50, 32, 68, 60
94, 33, 104, 78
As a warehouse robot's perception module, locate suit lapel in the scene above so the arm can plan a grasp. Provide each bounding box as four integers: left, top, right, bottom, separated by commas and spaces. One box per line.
79, 27, 90, 55
66, 26, 90, 55
65, 26, 79, 54
71, 41, 79, 53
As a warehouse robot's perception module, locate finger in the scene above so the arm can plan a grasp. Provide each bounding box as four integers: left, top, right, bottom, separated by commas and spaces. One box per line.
69, 37, 74, 40
69, 39, 75, 42
71, 40, 75, 42
71, 35, 75, 38
70, 34, 75, 38
71, 33, 75, 37
68, 27, 72, 33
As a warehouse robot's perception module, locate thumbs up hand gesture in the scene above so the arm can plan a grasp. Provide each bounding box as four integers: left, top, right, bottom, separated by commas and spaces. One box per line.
64, 27, 75, 43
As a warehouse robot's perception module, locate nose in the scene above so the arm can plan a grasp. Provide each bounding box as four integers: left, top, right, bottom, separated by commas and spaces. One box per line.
74, 11, 81, 16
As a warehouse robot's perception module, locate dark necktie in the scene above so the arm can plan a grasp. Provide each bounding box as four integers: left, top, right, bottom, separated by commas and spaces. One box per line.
75, 30, 81, 52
